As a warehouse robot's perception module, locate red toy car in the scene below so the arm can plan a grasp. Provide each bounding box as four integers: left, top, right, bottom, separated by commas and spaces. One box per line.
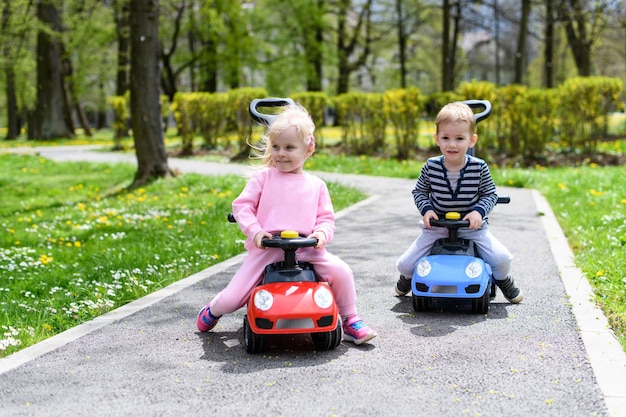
243, 230, 342, 353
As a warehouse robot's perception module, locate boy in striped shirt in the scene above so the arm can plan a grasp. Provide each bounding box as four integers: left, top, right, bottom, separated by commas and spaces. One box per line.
395, 102, 523, 303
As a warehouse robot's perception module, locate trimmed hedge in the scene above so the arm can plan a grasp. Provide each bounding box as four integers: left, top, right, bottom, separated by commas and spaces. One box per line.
109, 76, 623, 161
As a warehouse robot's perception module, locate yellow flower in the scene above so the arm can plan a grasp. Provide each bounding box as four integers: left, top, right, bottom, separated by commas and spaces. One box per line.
589, 189, 603, 197
74, 241, 81, 247
39, 254, 53, 265
557, 183, 567, 190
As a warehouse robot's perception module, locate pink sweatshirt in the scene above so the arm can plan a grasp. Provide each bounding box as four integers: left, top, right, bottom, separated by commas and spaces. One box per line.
232, 167, 336, 245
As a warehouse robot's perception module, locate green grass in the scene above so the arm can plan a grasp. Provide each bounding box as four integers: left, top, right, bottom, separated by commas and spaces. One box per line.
2, 136, 625, 355
305, 152, 626, 350
495, 164, 626, 347
0, 152, 364, 356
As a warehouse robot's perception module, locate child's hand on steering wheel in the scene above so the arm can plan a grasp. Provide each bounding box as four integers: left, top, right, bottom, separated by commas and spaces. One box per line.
307, 231, 327, 250
254, 230, 272, 249
463, 210, 484, 230
422, 210, 439, 229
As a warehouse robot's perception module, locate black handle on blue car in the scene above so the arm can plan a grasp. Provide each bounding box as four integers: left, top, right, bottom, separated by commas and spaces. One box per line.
249, 97, 295, 126
497, 195, 510, 204
461, 99, 492, 124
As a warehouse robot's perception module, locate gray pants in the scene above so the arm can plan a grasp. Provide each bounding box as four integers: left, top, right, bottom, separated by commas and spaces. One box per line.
396, 221, 513, 281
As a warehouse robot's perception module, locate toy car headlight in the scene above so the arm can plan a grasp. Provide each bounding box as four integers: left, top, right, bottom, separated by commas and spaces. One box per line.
254, 289, 274, 311
465, 260, 483, 278
314, 286, 334, 309
416, 259, 431, 277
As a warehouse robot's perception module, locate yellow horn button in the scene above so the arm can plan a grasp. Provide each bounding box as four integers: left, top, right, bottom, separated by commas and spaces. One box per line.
445, 212, 461, 220
281, 230, 299, 238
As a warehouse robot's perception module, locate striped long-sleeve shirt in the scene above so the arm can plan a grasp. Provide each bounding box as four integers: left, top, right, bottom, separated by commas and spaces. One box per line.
412, 155, 498, 219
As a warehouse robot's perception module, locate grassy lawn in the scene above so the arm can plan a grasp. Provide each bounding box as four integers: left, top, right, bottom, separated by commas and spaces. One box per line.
1, 131, 625, 356
306, 152, 626, 351
0, 152, 364, 357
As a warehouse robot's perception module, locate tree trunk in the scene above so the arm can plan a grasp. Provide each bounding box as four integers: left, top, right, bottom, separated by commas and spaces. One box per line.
335, 0, 373, 95
34, 0, 74, 140
514, 0, 531, 84
129, 0, 172, 187
114, 0, 131, 96
3, 47, 19, 140
199, 36, 218, 92
62, 46, 92, 136
395, 0, 407, 88
442, 0, 453, 91
2, 0, 19, 139
558, 0, 592, 76
305, 1, 325, 92
544, 0, 555, 88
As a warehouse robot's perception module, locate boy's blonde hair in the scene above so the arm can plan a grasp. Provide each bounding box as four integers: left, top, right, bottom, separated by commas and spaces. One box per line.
435, 102, 476, 135
251, 103, 316, 167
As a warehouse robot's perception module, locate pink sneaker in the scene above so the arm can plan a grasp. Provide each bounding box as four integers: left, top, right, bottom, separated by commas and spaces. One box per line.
197, 304, 220, 332
342, 315, 377, 345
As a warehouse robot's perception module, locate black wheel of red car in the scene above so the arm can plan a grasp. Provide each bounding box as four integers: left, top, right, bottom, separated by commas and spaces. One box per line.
471, 289, 490, 314
243, 315, 265, 354
311, 319, 342, 350
412, 294, 431, 312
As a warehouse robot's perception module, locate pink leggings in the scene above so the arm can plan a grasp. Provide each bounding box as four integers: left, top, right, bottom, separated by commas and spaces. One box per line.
208, 246, 357, 318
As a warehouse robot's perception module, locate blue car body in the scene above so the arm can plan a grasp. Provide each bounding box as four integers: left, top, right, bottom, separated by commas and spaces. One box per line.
411, 253, 494, 314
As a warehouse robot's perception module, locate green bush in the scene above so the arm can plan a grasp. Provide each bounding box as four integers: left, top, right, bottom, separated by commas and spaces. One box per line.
384, 87, 423, 160
291, 92, 330, 147
557, 77, 624, 151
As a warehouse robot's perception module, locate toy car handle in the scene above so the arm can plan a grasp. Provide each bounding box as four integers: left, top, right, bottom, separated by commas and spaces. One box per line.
262, 234, 318, 249
461, 99, 492, 124
262, 234, 317, 268
429, 195, 510, 229
249, 97, 295, 126
227, 213, 317, 249
430, 218, 470, 229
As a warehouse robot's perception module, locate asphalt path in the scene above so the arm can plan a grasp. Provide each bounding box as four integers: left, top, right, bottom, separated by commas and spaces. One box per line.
1, 147, 625, 417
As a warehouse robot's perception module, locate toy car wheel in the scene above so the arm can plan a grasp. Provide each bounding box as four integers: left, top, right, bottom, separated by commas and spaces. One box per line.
243, 315, 265, 354
311, 319, 342, 351
489, 280, 497, 299
412, 294, 431, 312
471, 290, 490, 314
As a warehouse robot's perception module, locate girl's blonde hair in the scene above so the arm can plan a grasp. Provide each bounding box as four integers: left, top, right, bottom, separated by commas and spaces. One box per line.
250, 103, 316, 167
435, 102, 477, 135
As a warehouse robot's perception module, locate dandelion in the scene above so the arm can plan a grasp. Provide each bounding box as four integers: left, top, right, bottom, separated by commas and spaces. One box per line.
589, 189, 604, 197
557, 183, 567, 191
39, 254, 53, 265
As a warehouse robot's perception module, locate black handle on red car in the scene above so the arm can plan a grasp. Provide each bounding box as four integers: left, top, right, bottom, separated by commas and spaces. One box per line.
249, 97, 295, 126
261, 235, 318, 250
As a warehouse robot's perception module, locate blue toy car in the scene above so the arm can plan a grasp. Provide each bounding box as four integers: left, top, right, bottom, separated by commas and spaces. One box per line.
411, 196, 510, 314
